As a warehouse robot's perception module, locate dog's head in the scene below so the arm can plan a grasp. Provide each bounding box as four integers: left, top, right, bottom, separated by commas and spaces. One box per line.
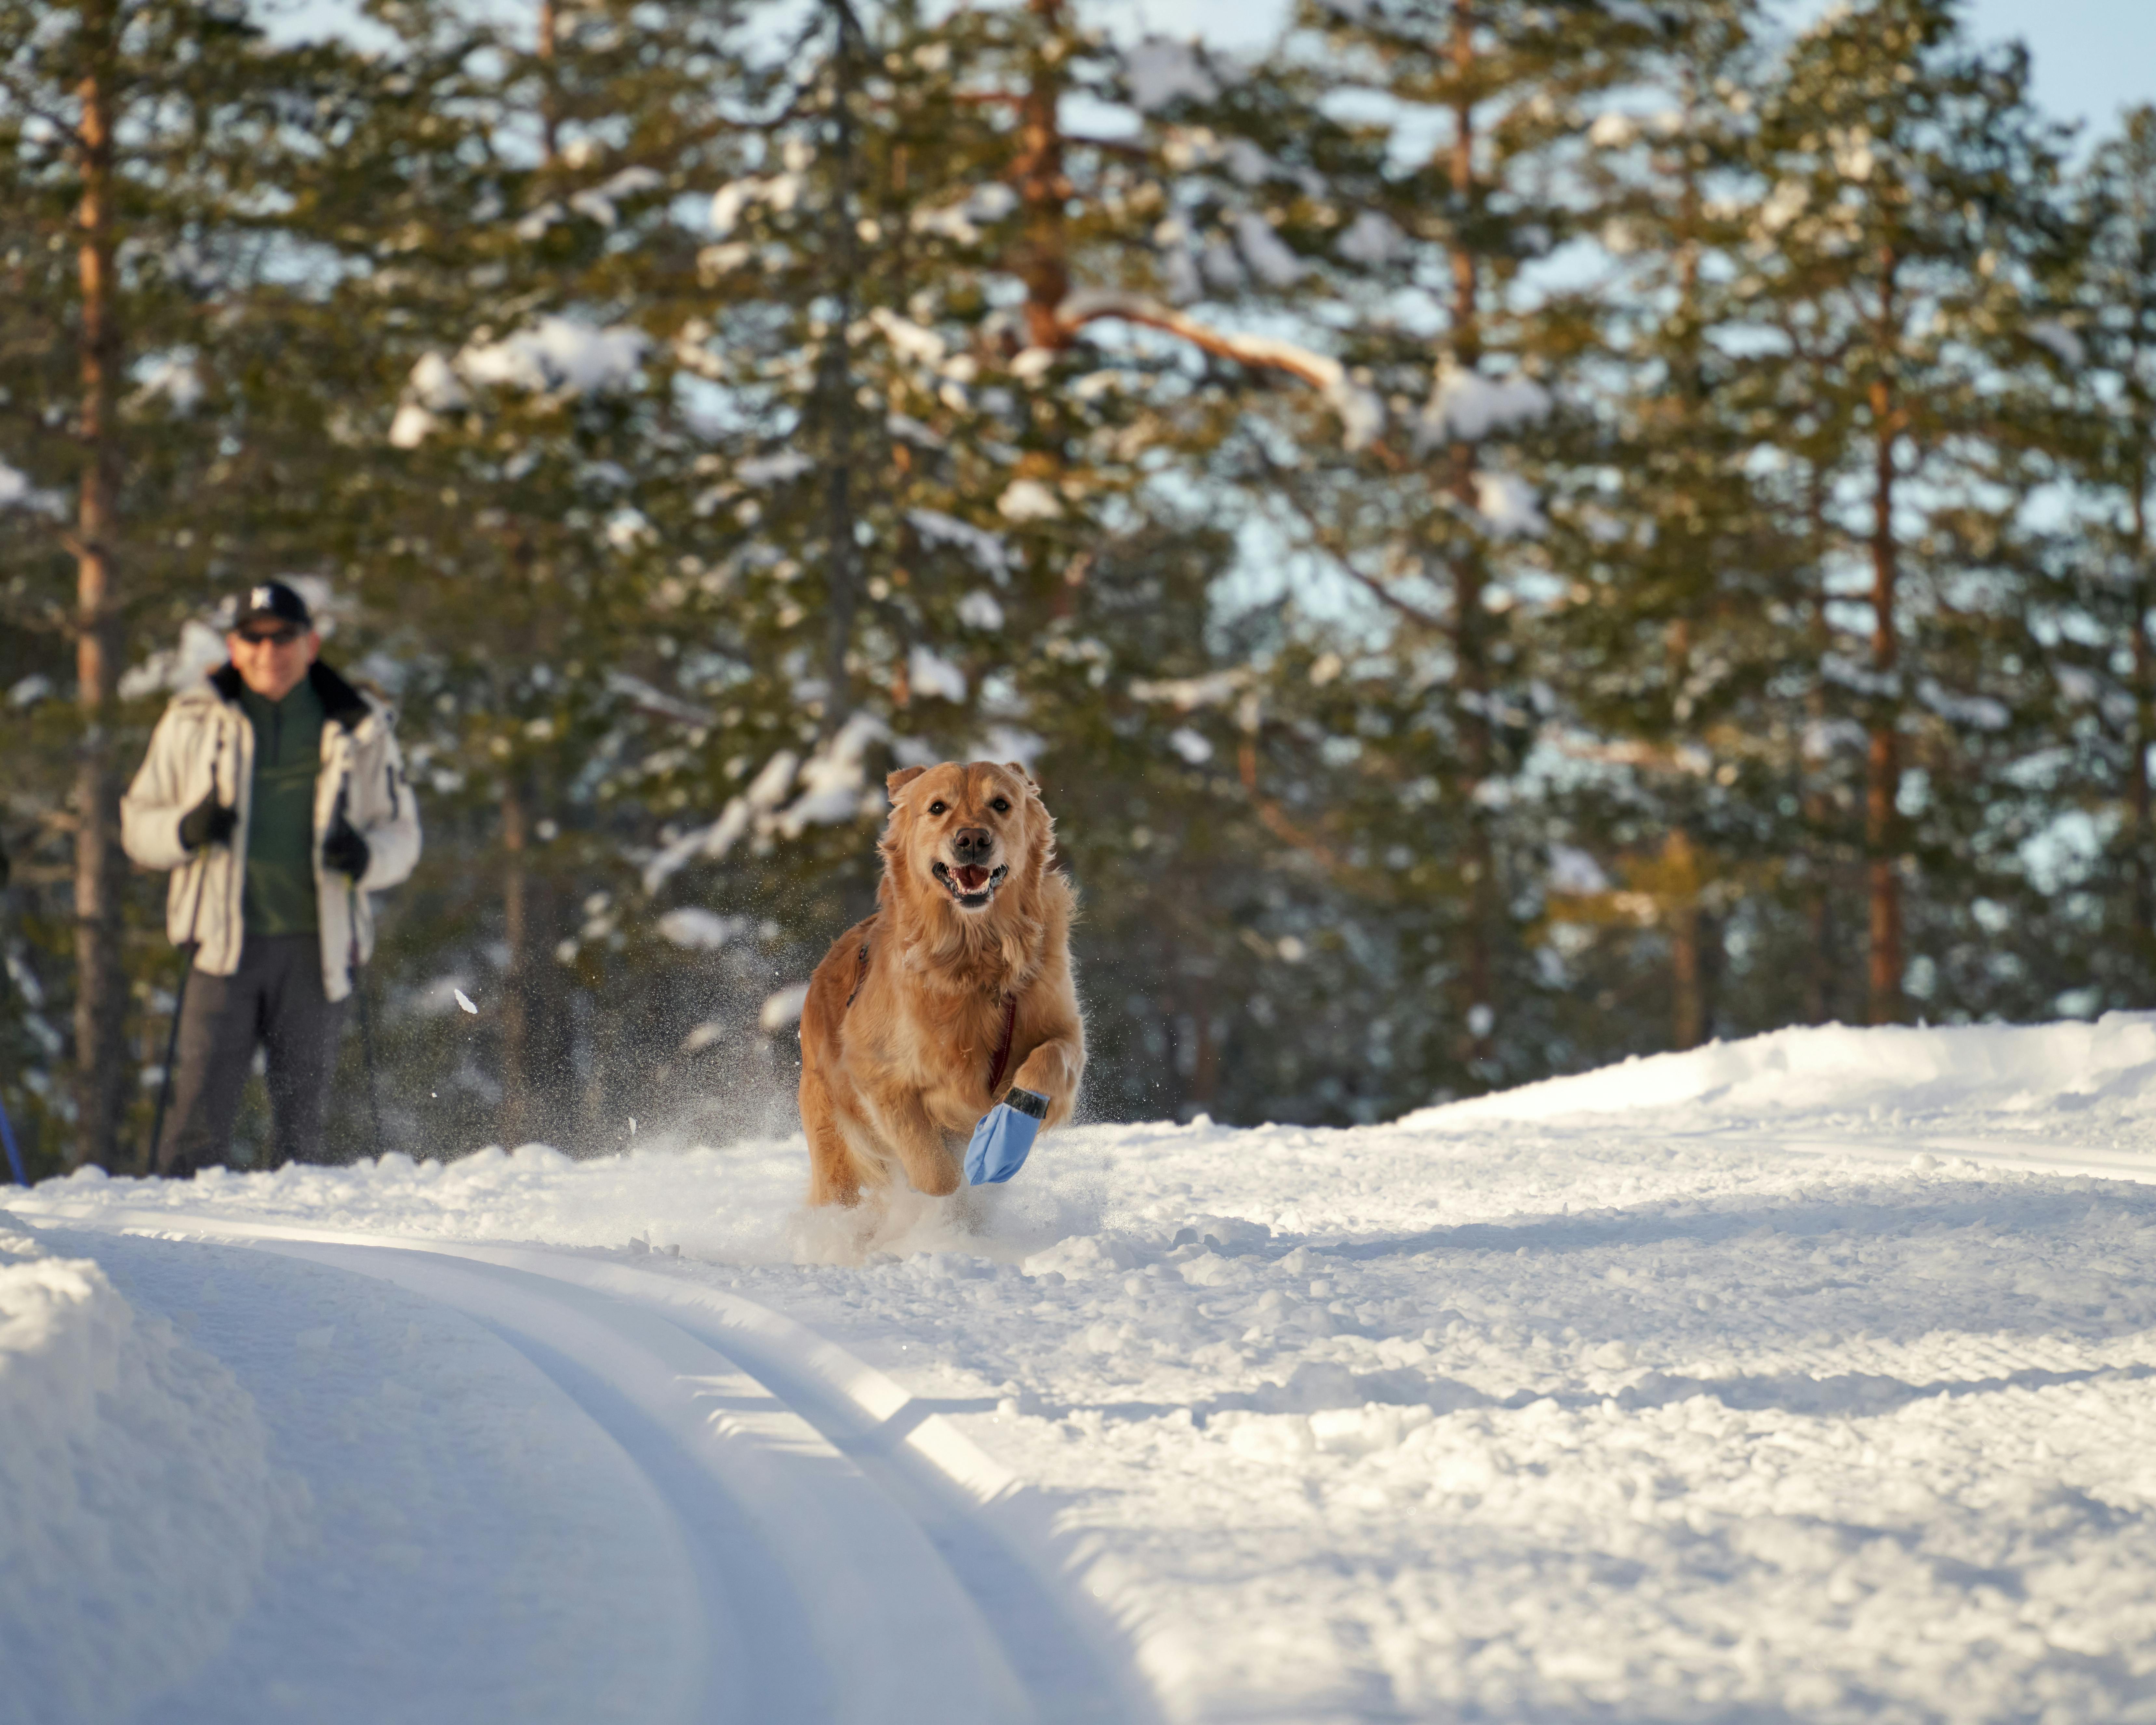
881, 760, 1049, 918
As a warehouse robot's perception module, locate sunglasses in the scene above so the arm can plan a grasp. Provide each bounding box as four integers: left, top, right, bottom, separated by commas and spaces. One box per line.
237, 626, 302, 646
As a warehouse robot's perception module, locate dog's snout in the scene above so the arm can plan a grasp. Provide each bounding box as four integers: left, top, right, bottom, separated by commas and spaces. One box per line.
951, 826, 994, 862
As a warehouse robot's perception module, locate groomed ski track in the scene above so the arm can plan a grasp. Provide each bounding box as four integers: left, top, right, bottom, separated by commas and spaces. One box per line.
37, 1209, 1162, 1725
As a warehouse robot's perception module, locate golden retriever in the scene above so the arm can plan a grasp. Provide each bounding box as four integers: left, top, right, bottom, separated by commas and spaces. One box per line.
798, 760, 1085, 1206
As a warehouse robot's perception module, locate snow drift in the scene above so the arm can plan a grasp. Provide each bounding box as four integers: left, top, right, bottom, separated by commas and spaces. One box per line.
11, 1018, 2156, 1724
1411, 1012, 2156, 1130
0, 1224, 286, 1725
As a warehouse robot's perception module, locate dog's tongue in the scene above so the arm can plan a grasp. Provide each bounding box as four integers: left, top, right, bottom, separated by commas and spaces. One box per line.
953, 864, 991, 891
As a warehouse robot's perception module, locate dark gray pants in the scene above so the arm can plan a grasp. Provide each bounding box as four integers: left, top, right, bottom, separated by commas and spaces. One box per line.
157, 932, 345, 1177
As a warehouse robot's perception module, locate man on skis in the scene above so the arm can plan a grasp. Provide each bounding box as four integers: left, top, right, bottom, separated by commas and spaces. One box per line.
123, 582, 421, 1174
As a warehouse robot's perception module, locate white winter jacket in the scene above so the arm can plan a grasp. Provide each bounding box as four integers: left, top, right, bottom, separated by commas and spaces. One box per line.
121, 662, 422, 1003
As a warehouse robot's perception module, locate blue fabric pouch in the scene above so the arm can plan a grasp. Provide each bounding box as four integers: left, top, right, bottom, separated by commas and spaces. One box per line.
965, 1087, 1048, 1185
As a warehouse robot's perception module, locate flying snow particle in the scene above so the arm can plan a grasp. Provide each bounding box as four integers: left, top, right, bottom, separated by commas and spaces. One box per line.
760, 983, 810, 1034
1168, 727, 1215, 765
454, 989, 478, 1015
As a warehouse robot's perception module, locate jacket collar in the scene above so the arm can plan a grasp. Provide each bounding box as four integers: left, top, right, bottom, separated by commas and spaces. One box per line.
206, 659, 370, 732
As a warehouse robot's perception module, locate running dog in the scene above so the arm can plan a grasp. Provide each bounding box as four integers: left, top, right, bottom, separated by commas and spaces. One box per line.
798, 760, 1084, 1205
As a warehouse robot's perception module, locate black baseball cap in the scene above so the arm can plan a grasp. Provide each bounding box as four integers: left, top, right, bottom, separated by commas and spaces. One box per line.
233, 581, 313, 630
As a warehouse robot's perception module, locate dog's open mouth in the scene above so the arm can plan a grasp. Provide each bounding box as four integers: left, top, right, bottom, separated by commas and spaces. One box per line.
931, 860, 1010, 910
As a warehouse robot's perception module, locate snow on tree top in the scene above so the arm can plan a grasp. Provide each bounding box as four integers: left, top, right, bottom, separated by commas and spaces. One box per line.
709, 173, 804, 236
907, 509, 1011, 583
907, 645, 968, 704
777, 712, 891, 835
1418, 363, 1553, 447
1235, 213, 1303, 287
1124, 39, 1218, 112
1336, 210, 1403, 266
568, 166, 665, 229
997, 479, 1063, 523
910, 184, 1019, 245
869, 307, 947, 370
1130, 669, 1249, 710
737, 451, 816, 487
2025, 319, 2085, 368
0, 457, 64, 516
458, 316, 647, 398
1472, 471, 1547, 539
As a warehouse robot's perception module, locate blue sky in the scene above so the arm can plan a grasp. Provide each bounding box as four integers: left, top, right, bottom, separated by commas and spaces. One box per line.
1106, 0, 2153, 138
270, 0, 2150, 148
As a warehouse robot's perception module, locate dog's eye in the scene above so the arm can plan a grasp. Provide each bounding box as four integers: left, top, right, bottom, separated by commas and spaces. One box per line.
991, 797, 1011, 813
927, 800, 947, 816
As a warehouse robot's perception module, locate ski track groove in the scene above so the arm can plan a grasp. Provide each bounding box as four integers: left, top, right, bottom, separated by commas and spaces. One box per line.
38, 1212, 1157, 1725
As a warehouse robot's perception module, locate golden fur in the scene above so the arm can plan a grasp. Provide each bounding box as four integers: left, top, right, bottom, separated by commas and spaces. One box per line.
798, 760, 1085, 1206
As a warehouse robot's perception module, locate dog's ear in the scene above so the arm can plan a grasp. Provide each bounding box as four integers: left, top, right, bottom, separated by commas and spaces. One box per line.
1005, 761, 1039, 791
886, 766, 927, 798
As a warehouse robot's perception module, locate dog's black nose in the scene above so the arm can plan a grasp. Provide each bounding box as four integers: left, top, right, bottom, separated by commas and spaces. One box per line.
952, 827, 994, 862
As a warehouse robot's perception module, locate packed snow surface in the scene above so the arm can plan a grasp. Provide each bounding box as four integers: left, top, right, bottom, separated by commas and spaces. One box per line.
0, 1228, 286, 1725
11, 1015, 2156, 1721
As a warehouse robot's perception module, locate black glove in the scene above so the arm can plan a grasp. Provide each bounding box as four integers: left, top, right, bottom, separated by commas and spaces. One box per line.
178, 792, 237, 852
322, 816, 370, 880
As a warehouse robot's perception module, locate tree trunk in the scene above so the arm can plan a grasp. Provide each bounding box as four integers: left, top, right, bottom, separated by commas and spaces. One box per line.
499, 776, 532, 1145
1445, 0, 1496, 1075
1802, 460, 1836, 1024
817, 0, 865, 731
1665, 828, 1704, 1050
73, 23, 128, 1171
2130, 468, 2152, 947
1015, 0, 1071, 351
1865, 255, 1905, 1025
537, 0, 560, 165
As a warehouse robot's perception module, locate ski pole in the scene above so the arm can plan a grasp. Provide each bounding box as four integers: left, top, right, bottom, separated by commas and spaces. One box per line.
338, 767, 382, 1159
348, 880, 383, 1158
148, 731, 228, 1175
0, 1089, 24, 1185
148, 856, 209, 1176
0, 881, 26, 1184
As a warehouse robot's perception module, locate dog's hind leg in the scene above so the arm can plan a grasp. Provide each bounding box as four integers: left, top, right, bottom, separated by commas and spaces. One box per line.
801, 1065, 863, 1207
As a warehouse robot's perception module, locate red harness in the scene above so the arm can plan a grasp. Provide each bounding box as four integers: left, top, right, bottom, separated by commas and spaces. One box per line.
847, 933, 1018, 1098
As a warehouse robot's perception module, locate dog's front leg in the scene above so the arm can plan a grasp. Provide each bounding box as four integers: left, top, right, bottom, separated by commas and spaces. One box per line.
866, 1085, 964, 1197
1010, 1036, 1085, 1128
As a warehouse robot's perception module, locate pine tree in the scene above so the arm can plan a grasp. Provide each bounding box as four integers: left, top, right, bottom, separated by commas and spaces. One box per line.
1153, 0, 1680, 1094
2053, 108, 2156, 994
0, 0, 400, 1167
1736, 0, 2067, 1023
1545, 0, 1788, 1050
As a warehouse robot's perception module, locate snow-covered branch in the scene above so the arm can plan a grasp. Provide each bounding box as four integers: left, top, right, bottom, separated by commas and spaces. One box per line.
1053, 292, 1385, 453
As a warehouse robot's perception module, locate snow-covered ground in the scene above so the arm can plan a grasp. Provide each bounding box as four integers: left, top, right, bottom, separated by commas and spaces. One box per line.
8, 1016, 2156, 1723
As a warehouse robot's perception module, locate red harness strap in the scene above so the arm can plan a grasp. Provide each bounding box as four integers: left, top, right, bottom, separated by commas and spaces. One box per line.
986, 994, 1019, 1098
